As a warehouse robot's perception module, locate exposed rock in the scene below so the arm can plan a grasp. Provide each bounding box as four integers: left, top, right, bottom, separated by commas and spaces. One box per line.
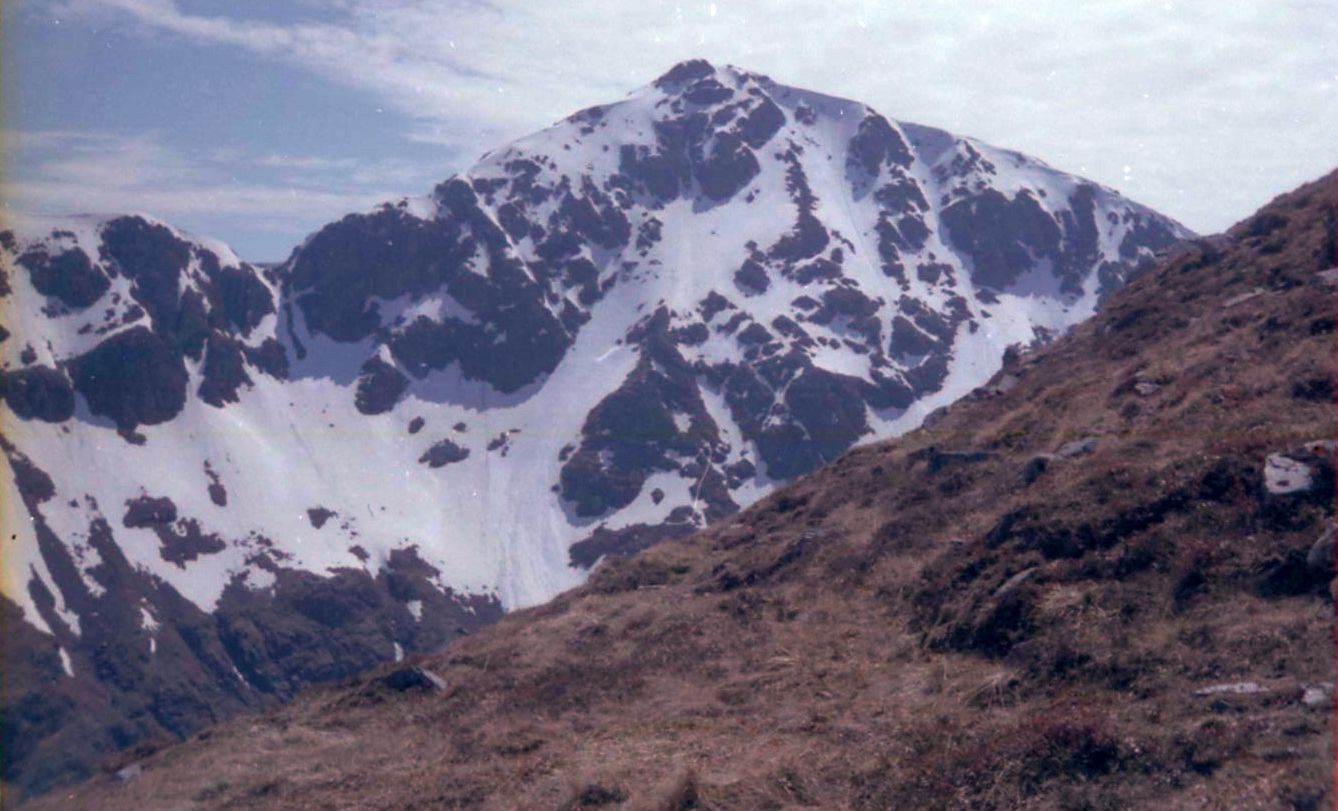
419, 440, 470, 468
69, 327, 188, 430
1055, 438, 1098, 459
1222, 288, 1266, 308
19, 246, 111, 309
994, 567, 1038, 599
377, 665, 447, 693
1193, 681, 1265, 696
1133, 381, 1161, 396
122, 496, 178, 528
1021, 456, 1050, 486
114, 764, 142, 783
1301, 684, 1335, 709
0, 365, 76, 423
307, 508, 336, 530
1264, 453, 1313, 495
354, 358, 409, 416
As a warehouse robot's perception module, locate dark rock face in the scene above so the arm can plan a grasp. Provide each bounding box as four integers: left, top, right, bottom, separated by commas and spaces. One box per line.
69, 327, 189, 430
419, 439, 470, 468
940, 189, 1061, 290
0, 366, 76, 422
154, 519, 227, 566
354, 358, 409, 416
17, 247, 109, 309
99, 217, 198, 345
773, 367, 871, 477
848, 113, 913, 176
561, 310, 728, 519
290, 197, 575, 395
123, 496, 178, 528
568, 512, 698, 568
4, 217, 282, 433
287, 208, 468, 343
198, 334, 253, 407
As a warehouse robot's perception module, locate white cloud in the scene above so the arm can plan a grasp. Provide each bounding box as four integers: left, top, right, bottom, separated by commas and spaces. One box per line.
2, 130, 401, 238
35, 1, 1338, 232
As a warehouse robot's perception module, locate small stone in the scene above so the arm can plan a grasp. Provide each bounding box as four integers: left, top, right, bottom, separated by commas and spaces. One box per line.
1264, 453, 1313, 495
1301, 685, 1334, 709
1133, 381, 1161, 396
1194, 681, 1265, 697
994, 567, 1038, 598
1316, 267, 1338, 286
115, 764, 142, 782
1222, 288, 1265, 308
1055, 438, 1098, 459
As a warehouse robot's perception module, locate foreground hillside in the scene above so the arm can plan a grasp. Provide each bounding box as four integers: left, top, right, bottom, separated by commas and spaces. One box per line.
21, 174, 1335, 810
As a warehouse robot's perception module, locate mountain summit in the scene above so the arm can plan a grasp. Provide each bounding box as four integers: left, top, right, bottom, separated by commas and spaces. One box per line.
1, 61, 1189, 795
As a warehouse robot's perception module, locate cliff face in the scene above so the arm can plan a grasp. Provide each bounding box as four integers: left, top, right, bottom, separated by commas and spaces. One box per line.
20, 172, 1331, 811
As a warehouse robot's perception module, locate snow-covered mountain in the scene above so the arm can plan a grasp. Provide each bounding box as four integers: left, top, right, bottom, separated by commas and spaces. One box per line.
0, 59, 1190, 794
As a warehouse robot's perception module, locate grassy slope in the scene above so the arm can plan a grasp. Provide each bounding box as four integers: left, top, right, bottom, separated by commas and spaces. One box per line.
18, 171, 1336, 811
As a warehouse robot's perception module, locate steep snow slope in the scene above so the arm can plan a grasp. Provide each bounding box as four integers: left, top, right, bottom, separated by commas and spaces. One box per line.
0, 60, 1190, 794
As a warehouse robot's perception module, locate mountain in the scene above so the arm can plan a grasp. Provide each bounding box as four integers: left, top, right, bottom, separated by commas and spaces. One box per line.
22, 168, 1334, 811
20, 168, 1332, 811
0, 60, 1191, 797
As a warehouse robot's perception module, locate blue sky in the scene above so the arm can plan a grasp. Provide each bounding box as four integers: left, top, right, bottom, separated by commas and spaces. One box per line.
5, 1, 1336, 261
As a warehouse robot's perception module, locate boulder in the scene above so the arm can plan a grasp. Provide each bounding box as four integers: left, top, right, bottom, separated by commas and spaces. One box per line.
1264, 453, 1313, 495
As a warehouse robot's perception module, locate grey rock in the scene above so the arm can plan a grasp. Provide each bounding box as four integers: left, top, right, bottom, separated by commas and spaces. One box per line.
1302, 684, 1334, 709
1055, 438, 1098, 459
114, 764, 142, 782
1222, 288, 1266, 308
1264, 453, 1313, 495
1133, 381, 1161, 396
1316, 267, 1338, 286
994, 567, 1038, 598
1194, 681, 1265, 697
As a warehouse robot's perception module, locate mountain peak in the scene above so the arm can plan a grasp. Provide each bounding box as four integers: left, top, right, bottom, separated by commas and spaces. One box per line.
652, 58, 720, 88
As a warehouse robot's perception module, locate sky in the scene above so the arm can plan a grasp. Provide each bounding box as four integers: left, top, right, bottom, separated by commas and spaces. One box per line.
3, 1, 1335, 261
